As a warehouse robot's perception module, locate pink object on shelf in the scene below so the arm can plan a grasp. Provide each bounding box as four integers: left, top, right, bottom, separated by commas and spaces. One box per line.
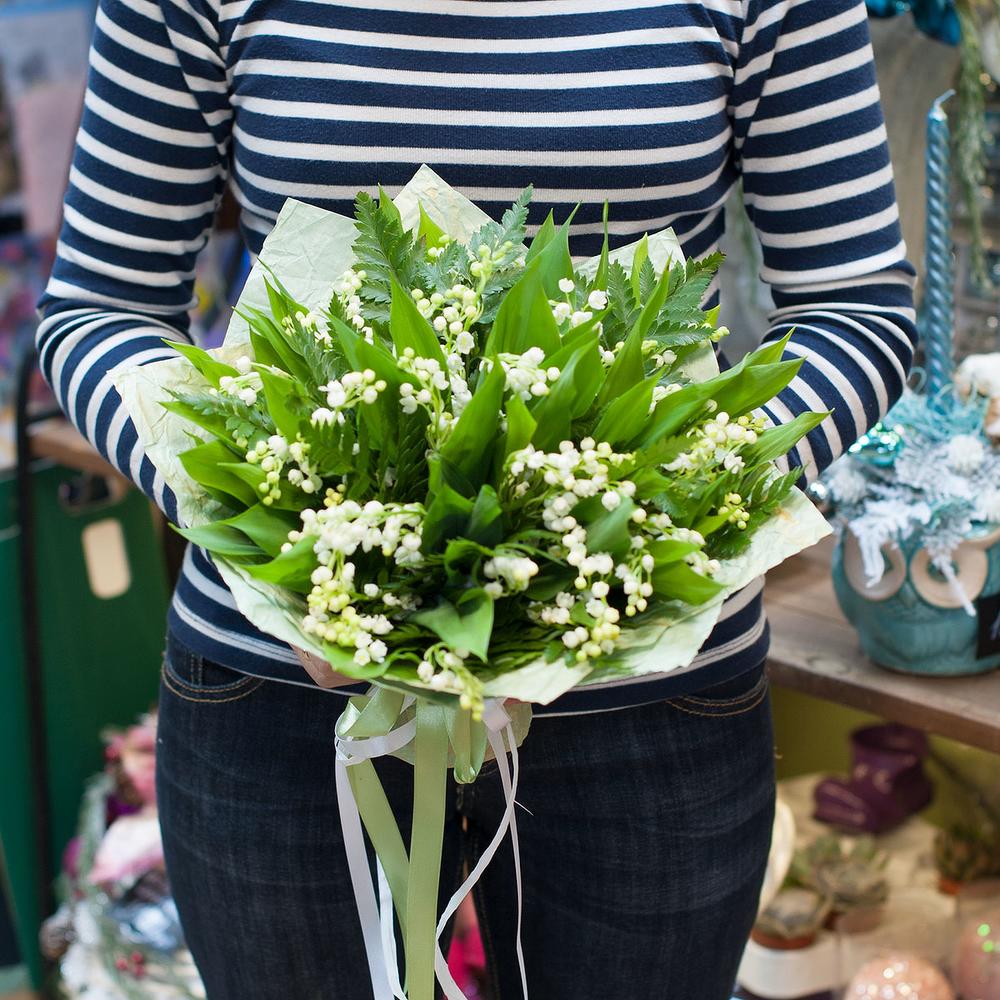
845, 952, 954, 999
953, 909, 1000, 1000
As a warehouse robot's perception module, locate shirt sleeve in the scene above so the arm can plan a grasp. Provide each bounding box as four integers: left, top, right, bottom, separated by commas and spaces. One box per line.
36, 0, 231, 523
732, 0, 918, 483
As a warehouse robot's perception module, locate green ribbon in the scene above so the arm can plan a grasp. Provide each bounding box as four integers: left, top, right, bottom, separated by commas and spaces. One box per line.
405, 701, 450, 1000
336, 688, 532, 998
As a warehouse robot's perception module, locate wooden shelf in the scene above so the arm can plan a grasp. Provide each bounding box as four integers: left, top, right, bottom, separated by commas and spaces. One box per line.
765, 537, 1000, 755
27, 418, 126, 485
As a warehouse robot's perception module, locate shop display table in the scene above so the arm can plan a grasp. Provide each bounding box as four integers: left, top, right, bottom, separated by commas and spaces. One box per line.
738, 775, 951, 1000
765, 538, 1000, 754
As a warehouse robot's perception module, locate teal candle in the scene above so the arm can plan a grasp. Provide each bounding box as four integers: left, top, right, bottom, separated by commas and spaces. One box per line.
923, 91, 955, 400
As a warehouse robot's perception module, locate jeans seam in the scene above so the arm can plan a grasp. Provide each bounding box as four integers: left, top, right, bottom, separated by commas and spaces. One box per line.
160, 664, 265, 704
677, 675, 768, 708
665, 685, 769, 719
162, 656, 260, 695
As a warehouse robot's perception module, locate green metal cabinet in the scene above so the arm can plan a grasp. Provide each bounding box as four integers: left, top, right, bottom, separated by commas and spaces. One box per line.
0, 462, 169, 986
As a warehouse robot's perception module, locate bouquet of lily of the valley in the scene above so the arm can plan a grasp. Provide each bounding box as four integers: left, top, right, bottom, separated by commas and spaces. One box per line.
115, 167, 829, 1000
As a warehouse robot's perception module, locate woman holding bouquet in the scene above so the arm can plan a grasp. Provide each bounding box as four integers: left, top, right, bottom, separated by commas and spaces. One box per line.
39, 0, 915, 996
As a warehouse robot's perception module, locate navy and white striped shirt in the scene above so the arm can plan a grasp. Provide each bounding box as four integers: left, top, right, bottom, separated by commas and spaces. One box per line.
38, 0, 917, 713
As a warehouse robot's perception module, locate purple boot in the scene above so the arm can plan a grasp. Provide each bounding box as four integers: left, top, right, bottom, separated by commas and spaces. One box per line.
813, 724, 933, 834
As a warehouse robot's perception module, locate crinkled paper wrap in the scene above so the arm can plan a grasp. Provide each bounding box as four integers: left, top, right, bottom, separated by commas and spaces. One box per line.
114, 165, 831, 702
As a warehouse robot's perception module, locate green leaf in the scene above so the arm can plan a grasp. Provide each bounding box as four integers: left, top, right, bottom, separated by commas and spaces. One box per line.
708, 359, 804, 419
748, 330, 794, 367
656, 253, 724, 328
238, 305, 310, 382
442, 537, 491, 583
417, 202, 446, 246
651, 560, 725, 604
248, 323, 283, 370
646, 538, 701, 564
629, 234, 649, 300
352, 190, 419, 324
525, 211, 556, 264
502, 393, 537, 458
219, 504, 299, 558
741, 410, 828, 468
593, 378, 655, 446
257, 367, 306, 440
411, 588, 495, 661
439, 362, 505, 491
173, 522, 264, 559
530, 339, 599, 450
389, 273, 446, 365
241, 536, 316, 592
469, 187, 531, 261
179, 439, 258, 508
484, 262, 561, 358
165, 340, 238, 387
262, 277, 289, 325
631, 257, 675, 343
161, 398, 232, 442
532, 210, 577, 298
466, 485, 504, 547
597, 325, 644, 407
581, 497, 636, 559
594, 201, 610, 289
421, 482, 475, 553
379, 184, 403, 227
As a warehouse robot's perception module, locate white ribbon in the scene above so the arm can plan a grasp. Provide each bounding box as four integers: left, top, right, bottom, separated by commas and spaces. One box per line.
335, 697, 528, 1000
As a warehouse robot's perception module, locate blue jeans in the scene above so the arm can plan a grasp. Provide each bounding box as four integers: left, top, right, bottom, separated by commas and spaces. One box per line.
157, 631, 775, 999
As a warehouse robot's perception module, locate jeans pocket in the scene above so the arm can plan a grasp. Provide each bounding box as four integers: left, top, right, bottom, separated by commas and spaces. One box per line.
665, 662, 769, 719
161, 633, 264, 705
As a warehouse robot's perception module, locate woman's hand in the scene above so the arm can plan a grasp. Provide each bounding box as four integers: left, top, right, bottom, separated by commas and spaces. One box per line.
292, 646, 360, 689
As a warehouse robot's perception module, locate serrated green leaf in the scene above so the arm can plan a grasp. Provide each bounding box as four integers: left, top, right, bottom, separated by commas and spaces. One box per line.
629, 234, 649, 300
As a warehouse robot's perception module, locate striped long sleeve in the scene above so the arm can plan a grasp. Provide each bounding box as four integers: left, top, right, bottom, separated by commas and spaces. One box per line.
37, 0, 230, 523
734, 0, 918, 482
36, 0, 916, 708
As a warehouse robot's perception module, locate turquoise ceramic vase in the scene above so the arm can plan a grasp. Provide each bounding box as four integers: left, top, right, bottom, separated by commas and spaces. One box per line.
831, 526, 1000, 676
